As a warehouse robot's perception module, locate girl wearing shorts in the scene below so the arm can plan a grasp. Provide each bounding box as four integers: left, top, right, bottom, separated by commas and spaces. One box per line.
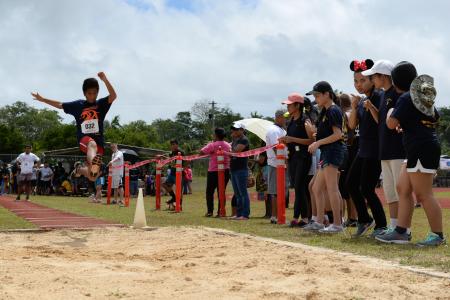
307, 81, 345, 233
377, 62, 445, 246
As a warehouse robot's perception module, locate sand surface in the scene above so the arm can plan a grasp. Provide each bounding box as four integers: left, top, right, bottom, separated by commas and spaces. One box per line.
0, 227, 449, 300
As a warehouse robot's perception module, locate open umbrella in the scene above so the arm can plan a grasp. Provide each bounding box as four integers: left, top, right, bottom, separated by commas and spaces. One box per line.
234, 118, 274, 142
121, 149, 139, 164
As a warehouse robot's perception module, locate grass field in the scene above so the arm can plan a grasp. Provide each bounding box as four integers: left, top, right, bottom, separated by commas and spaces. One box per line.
0, 206, 35, 229
1, 178, 449, 272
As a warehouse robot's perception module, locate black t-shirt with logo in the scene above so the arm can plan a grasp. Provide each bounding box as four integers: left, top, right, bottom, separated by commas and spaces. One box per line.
357, 90, 381, 158
378, 87, 405, 160
316, 104, 344, 148
62, 96, 111, 148
230, 136, 249, 171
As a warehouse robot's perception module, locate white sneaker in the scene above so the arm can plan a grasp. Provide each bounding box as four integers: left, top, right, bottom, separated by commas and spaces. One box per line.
319, 224, 344, 234
303, 222, 325, 231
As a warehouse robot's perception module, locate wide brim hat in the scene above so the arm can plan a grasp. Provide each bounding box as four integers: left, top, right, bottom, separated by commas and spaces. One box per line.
410, 74, 436, 117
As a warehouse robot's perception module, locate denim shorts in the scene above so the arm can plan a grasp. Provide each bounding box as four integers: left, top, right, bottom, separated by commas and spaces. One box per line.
320, 143, 345, 169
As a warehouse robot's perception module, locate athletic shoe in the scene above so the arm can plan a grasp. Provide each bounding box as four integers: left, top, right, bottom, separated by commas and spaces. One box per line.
204, 212, 213, 217
289, 220, 299, 227
343, 219, 357, 228
416, 232, 446, 247
319, 224, 344, 233
369, 227, 388, 239
303, 222, 325, 232
235, 216, 249, 221
375, 229, 410, 244
270, 217, 277, 224
352, 220, 375, 238
15, 196, 20, 201
298, 220, 309, 228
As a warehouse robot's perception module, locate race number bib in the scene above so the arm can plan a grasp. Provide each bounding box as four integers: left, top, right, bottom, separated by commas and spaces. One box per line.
81, 119, 99, 134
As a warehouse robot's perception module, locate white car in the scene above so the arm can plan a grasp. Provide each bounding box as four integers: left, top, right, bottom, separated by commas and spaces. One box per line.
439, 155, 450, 170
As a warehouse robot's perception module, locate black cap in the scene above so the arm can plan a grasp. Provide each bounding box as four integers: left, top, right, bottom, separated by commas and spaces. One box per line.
170, 139, 178, 145
391, 61, 417, 92
306, 81, 333, 95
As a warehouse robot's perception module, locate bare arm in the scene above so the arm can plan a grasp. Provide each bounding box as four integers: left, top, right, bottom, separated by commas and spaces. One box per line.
348, 94, 360, 130
31, 93, 63, 109
279, 136, 313, 146
386, 108, 400, 130
308, 126, 342, 153
98, 72, 117, 104
278, 119, 315, 145
364, 100, 379, 124
234, 144, 247, 152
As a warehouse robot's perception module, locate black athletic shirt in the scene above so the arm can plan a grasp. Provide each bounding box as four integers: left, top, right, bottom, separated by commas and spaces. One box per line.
391, 92, 440, 153
357, 90, 381, 159
230, 136, 250, 171
316, 104, 344, 148
286, 115, 309, 158
62, 96, 111, 147
378, 87, 405, 160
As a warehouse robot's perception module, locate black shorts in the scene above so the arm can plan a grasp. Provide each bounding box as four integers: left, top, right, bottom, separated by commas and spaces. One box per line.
320, 143, 345, 169
406, 142, 441, 173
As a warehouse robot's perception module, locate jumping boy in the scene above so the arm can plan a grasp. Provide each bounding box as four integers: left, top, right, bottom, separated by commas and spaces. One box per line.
31, 72, 116, 181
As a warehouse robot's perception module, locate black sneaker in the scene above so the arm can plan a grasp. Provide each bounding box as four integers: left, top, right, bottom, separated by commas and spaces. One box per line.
352, 220, 375, 238
343, 219, 357, 228
298, 220, 309, 228
15, 196, 20, 201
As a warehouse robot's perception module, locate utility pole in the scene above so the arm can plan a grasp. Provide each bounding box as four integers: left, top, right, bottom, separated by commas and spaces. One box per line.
209, 100, 217, 131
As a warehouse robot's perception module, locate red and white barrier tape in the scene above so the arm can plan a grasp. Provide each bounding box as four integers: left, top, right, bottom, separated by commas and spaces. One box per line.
107, 144, 282, 170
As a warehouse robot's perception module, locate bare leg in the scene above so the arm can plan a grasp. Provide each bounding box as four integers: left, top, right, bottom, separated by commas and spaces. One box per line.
312, 171, 326, 224
396, 165, 414, 229
409, 172, 442, 232
324, 166, 342, 226
309, 175, 317, 217
118, 187, 124, 203
271, 194, 277, 218
113, 188, 118, 202
347, 198, 357, 220
77, 165, 99, 182
388, 202, 399, 219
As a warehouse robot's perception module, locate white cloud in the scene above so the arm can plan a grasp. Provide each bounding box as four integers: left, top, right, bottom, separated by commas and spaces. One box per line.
0, 0, 449, 124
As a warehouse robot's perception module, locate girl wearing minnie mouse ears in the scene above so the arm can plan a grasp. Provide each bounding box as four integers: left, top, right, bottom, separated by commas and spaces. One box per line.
346, 59, 388, 238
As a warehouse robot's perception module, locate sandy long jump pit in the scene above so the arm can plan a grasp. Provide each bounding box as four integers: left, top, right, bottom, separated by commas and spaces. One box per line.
0, 227, 449, 300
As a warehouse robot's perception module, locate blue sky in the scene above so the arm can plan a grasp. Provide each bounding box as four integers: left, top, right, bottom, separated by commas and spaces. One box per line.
1, 0, 449, 124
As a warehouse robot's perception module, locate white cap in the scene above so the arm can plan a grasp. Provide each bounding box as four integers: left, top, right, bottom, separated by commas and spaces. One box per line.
362, 59, 394, 76
231, 122, 246, 130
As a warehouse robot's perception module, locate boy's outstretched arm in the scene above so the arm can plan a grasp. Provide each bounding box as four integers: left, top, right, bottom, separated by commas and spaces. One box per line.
98, 72, 117, 104
31, 92, 63, 109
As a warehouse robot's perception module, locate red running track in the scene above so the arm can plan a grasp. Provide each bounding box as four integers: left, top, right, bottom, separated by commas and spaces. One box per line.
0, 195, 125, 229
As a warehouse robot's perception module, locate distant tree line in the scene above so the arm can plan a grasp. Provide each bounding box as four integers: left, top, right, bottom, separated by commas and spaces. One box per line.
0, 100, 267, 155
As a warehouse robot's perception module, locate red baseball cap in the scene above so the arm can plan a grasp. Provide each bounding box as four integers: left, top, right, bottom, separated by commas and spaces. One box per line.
281, 93, 304, 105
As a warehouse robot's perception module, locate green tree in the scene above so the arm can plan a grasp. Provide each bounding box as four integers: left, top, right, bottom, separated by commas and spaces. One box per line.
0, 124, 25, 153
0, 101, 62, 145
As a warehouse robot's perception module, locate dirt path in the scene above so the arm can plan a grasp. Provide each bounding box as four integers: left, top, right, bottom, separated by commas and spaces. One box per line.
0, 227, 449, 300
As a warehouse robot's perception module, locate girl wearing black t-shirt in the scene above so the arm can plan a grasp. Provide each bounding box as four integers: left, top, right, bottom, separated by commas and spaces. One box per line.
377, 62, 445, 246
307, 81, 345, 233
347, 59, 387, 238
279, 93, 314, 227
